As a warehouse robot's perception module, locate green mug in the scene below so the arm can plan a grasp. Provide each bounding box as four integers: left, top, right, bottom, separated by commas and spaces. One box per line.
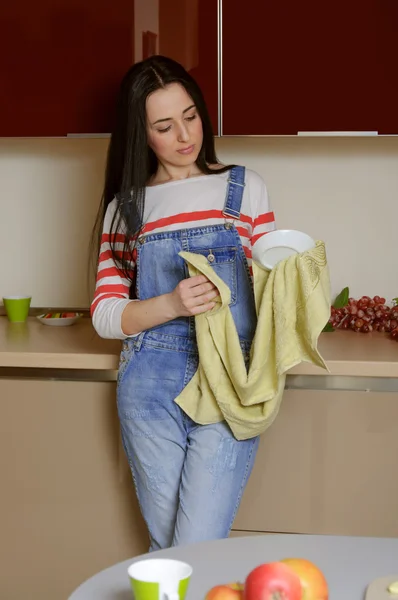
128, 558, 192, 600
2, 296, 32, 323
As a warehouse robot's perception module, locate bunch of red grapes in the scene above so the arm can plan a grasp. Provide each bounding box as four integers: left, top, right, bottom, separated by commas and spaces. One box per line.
329, 296, 398, 341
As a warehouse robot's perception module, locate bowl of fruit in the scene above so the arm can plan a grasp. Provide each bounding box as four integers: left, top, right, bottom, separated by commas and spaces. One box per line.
205, 557, 328, 600
36, 312, 83, 327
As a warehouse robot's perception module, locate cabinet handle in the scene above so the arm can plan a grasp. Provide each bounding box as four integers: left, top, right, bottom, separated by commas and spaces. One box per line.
297, 131, 378, 136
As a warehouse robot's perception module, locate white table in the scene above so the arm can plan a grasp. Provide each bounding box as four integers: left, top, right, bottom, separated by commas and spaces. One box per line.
68, 534, 398, 600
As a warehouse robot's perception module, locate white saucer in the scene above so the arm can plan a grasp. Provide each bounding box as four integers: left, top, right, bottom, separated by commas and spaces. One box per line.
252, 229, 316, 270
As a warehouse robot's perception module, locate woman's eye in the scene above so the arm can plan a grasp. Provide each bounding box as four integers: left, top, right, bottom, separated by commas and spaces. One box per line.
186, 114, 197, 122
157, 125, 172, 133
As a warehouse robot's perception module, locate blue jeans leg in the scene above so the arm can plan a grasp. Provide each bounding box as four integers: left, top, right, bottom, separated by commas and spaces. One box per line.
172, 420, 259, 546
117, 343, 192, 552
119, 412, 186, 552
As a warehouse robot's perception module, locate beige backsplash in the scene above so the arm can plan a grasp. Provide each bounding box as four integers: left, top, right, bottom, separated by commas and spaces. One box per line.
0, 136, 397, 308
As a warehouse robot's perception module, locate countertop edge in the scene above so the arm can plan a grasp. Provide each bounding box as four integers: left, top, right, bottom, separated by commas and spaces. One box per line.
1, 356, 398, 378
289, 360, 398, 378
0, 352, 119, 370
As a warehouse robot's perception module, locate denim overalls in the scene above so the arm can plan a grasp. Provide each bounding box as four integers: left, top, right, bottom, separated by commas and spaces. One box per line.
117, 166, 260, 551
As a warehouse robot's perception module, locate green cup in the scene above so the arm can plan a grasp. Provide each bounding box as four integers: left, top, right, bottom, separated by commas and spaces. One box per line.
128, 558, 192, 600
2, 296, 32, 323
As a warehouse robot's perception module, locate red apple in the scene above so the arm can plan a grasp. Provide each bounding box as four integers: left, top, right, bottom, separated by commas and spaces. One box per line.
205, 584, 243, 600
281, 558, 328, 600
244, 562, 302, 600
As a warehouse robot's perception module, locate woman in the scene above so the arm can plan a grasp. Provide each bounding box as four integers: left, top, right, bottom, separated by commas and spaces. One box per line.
91, 55, 276, 551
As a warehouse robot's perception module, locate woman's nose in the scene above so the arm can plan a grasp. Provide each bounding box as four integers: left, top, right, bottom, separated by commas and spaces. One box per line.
177, 123, 190, 142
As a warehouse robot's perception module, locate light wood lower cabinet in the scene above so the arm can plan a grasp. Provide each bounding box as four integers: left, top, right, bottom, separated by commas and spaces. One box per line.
1, 380, 397, 600
233, 389, 398, 537
0, 378, 148, 600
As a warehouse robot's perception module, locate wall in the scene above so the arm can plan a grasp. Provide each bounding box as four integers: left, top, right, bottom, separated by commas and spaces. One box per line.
0, 139, 104, 307
0, 137, 397, 307
216, 137, 398, 304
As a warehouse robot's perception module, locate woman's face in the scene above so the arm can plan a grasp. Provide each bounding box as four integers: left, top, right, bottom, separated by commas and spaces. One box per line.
146, 83, 203, 168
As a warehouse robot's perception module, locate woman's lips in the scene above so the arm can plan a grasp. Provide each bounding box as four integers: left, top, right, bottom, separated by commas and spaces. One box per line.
177, 145, 195, 155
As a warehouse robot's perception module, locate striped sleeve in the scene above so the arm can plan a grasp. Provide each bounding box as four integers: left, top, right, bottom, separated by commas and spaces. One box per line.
250, 175, 276, 246
91, 201, 136, 340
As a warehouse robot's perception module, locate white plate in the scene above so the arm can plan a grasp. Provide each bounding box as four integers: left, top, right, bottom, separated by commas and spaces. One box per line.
252, 229, 316, 270
37, 313, 82, 327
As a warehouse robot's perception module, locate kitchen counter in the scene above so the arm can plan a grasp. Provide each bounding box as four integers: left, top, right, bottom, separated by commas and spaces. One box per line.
0, 316, 120, 370
0, 316, 397, 376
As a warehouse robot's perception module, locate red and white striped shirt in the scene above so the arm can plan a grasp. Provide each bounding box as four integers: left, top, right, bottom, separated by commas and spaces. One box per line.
92, 169, 276, 339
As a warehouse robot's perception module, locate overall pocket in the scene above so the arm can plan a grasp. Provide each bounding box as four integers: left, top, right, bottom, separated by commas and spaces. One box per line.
192, 246, 238, 305
117, 339, 135, 388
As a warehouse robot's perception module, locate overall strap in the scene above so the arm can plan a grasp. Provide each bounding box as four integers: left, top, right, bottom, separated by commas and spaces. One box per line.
222, 165, 246, 219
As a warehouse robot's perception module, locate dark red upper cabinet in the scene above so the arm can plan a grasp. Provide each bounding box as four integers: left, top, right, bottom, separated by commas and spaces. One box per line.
159, 0, 219, 135
0, 0, 135, 136
222, 0, 398, 135
0, 0, 218, 136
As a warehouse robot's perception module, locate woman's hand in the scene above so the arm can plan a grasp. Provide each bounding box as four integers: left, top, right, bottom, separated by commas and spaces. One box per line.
120, 276, 219, 336
168, 275, 219, 317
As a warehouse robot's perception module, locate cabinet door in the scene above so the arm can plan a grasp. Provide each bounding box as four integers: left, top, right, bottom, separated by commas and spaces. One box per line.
234, 389, 398, 537
158, 0, 219, 134
189, 0, 219, 136
0, 0, 135, 136
0, 378, 148, 600
222, 0, 398, 135
0, 0, 218, 136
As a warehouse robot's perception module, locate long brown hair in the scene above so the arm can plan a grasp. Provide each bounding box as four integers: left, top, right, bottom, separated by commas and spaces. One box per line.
90, 55, 233, 286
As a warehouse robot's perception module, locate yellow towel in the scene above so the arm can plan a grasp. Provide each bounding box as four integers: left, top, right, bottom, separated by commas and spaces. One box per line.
175, 241, 331, 441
